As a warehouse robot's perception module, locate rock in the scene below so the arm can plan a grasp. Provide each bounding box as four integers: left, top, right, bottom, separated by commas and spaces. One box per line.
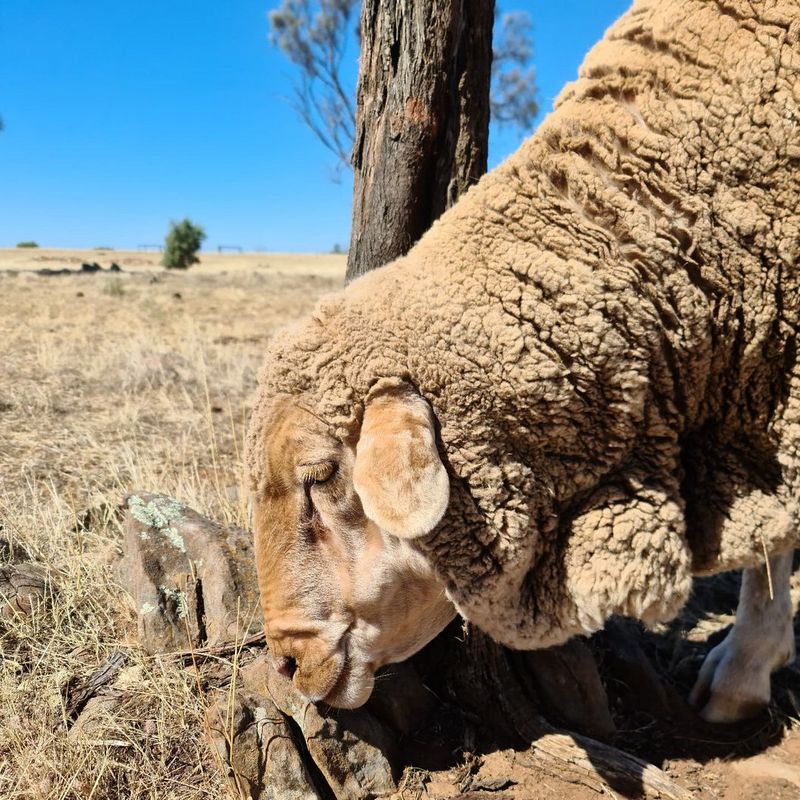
206, 689, 320, 800
298, 705, 397, 800
118, 492, 262, 654
68, 694, 120, 739
0, 563, 53, 620
239, 654, 397, 799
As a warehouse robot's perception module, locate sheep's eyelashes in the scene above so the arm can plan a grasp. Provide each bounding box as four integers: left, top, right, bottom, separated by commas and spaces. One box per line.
298, 461, 337, 486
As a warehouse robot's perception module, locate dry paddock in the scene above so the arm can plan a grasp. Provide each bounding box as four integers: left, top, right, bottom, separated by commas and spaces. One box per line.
0, 248, 799, 800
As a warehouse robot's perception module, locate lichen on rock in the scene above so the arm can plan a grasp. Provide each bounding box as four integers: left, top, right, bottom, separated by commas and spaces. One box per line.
127, 495, 186, 552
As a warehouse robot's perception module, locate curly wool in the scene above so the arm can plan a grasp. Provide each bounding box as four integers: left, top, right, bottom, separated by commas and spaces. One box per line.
248, 0, 800, 649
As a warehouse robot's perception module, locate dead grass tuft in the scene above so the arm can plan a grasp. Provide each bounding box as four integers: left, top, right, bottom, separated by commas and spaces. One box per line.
0, 254, 343, 798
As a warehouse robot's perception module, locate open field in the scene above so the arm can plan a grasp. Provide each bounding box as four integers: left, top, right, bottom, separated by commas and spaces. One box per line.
0, 247, 347, 276
0, 249, 344, 799
1, 249, 799, 799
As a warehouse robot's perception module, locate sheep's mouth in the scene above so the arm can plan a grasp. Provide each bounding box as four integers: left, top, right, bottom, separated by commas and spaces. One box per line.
321, 653, 375, 709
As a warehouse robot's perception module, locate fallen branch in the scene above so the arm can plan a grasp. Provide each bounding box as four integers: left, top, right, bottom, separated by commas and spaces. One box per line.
521, 725, 691, 800
161, 631, 266, 664
62, 650, 129, 727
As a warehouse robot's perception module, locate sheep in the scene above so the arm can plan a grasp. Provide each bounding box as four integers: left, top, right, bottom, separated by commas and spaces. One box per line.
246, 0, 800, 723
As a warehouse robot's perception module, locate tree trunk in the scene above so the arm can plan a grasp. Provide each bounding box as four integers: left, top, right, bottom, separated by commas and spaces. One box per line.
344, 0, 622, 753
346, 0, 494, 282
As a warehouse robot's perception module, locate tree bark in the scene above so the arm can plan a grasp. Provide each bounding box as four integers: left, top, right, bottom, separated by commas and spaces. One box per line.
346, 0, 494, 282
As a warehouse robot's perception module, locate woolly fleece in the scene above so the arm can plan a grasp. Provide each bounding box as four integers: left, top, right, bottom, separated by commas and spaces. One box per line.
248, 0, 800, 649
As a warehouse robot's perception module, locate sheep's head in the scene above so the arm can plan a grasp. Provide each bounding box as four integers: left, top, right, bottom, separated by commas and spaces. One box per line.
250, 381, 456, 708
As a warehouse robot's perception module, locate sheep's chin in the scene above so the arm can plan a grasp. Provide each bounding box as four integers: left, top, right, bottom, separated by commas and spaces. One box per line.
321, 658, 375, 709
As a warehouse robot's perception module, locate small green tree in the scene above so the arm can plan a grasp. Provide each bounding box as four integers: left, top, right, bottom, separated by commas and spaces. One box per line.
162, 219, 206, 270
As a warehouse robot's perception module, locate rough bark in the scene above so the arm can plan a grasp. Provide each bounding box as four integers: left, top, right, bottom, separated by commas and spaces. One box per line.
346, 0, 494, 282
0, 562, 53, 620
62, 650, 128, 725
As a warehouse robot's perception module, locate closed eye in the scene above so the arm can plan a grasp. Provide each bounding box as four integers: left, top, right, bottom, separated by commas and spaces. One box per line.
298, 460, 338, 486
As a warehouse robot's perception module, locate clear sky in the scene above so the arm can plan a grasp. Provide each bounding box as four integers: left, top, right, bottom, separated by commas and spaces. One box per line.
0, 1, 630, 252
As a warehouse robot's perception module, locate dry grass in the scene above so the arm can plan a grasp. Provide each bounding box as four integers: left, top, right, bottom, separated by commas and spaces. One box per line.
0, 252, 344, 799
2, 249, 799, 800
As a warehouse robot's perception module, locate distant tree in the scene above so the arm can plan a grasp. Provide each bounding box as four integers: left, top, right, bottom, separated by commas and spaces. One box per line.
268, 1, 537, 173
268, 0, 359, 174
162, 219, 206, 270
491, 10, 538, 129
16, 241, 39, 248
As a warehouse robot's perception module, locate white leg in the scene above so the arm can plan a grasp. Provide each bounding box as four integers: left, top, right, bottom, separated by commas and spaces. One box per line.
689, 549, 796, 723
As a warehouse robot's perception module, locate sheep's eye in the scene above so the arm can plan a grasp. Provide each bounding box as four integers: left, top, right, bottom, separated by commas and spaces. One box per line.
298, 461, 337, 486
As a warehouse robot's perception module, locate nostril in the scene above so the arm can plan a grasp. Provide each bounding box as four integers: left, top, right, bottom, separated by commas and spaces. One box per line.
274, 655, 297, 679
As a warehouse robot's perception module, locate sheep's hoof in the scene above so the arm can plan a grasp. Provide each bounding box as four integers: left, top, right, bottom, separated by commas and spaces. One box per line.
689, 631, 794, 724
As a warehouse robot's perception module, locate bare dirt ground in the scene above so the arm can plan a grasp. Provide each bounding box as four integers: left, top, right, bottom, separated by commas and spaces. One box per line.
1, 248, 798, 799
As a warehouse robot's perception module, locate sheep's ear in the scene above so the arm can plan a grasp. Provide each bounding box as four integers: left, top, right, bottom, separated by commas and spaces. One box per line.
353, 384, 449, 539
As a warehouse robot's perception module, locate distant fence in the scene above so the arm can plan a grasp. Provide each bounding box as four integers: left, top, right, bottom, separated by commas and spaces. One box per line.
217, 245, 243, 253
138, 244, 163, 252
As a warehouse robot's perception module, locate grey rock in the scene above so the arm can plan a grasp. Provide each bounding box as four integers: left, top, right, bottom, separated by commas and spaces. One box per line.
118, 492, 262, 654
240, 654, 397, 800
206, 688, 320, 800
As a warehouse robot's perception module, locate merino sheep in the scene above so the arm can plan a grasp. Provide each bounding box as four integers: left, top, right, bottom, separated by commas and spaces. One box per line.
246, 0, 800, 723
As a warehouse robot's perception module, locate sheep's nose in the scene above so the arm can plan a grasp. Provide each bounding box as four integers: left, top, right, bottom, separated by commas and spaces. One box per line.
273, 655, 297, 679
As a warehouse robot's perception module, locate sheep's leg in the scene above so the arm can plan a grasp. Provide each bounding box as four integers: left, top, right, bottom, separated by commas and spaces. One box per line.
689, 549, 796, 723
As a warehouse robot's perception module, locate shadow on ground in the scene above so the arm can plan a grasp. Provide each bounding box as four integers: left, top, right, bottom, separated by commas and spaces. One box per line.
369, 564, 800, 798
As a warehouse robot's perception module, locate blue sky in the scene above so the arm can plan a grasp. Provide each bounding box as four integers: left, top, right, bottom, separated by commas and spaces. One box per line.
0, 1, 630, 252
